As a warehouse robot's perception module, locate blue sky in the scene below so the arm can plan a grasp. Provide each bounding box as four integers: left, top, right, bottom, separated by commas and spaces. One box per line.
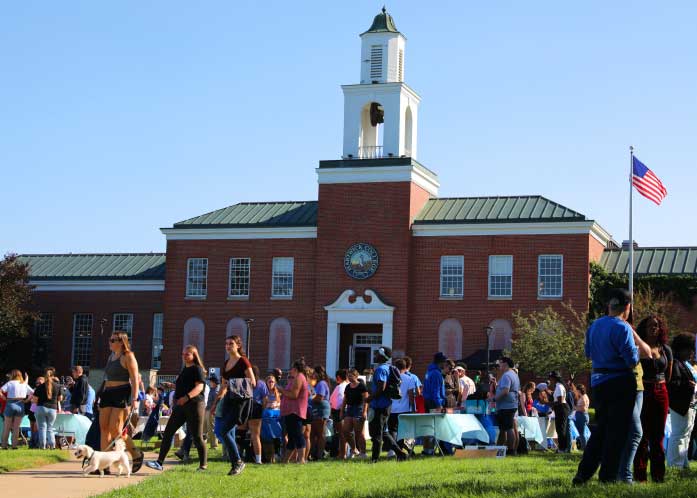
2, 1, 695, 254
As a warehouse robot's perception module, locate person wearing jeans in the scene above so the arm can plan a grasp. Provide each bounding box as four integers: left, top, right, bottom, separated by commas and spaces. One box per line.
667, 334, 697, 469
573, 384, 590, 450
368, 347, 407, 462
618, 387, 643, 483
573, 289, 650, 485
33, 368, 61, 449
1, 370, 33, 450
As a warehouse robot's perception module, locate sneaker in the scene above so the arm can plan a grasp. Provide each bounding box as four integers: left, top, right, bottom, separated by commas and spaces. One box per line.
131, 450, 144, 473
174, 450, 190, 463
571, 475, 586, 486
145, 461, 163, 471
357, 452, 368, 459
227, 460, 246, 476
386, 450, 396, 458
196, 466, 207, 472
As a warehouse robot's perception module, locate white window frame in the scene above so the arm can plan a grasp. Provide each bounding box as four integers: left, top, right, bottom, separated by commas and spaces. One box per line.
440, 255, 464, 298
488, 255, 513, 298
186, 258, 208, 298
228, 257, 251, 298
538, 255, 564, 298
151, 313, 164, 370
113, 313, 134, 342
271, 257, 294, 298
72, 313, 93, 368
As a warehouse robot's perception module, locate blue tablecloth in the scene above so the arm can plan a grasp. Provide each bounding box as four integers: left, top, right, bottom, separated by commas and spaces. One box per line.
397, 413, 490, 445
54, 414, 91, 444
0, 415, 30, 444
475, 414, 545, 445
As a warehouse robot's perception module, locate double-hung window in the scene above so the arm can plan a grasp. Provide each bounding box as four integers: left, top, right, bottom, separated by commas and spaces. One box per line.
229, 258, 251, 298
271, 257, 294, 298
151, 313, 163, 370
538, 255, 563, 298
72, 313, 93, 367
113, 313, 134, 342
186, 258, 208, 297
440, 256, 464, 298
488, 255, 513, 298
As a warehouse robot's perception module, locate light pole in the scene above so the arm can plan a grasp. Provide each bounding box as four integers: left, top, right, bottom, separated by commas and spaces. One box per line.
485, 326, 494, 373
244, 318, 255, 357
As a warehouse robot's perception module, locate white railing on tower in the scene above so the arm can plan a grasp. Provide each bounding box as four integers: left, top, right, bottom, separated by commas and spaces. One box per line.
358, 145, 384, 159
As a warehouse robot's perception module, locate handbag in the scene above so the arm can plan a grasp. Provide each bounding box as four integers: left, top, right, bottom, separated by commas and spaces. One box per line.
226, 377, 253, 400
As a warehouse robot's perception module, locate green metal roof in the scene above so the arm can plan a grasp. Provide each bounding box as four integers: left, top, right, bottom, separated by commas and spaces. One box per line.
173, 201, 318, 228
413, 196, 587, 224
600, 247, 697, 275
362, 7, 399, 34
19, 253, 166, 280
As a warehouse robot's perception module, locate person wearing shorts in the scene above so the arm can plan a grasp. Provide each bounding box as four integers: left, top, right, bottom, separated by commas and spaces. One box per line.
341, 369, 368, 459
494, 357, 520, 455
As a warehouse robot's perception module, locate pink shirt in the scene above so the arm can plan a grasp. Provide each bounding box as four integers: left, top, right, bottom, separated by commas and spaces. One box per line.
280, 373, 309, 419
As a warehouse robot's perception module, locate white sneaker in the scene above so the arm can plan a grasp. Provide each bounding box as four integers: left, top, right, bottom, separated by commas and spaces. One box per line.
386, 450, 396, 458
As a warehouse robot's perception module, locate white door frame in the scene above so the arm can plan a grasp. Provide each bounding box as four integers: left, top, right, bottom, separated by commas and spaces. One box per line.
324, 289, 394, 376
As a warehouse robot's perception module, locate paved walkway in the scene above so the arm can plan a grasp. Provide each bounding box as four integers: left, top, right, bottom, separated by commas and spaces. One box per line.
1, 451, 172, 498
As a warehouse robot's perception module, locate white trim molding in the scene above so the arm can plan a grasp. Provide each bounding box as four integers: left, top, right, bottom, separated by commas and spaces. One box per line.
316, 165, 440, 196
161, 226, 317, 240
30, 280, 165, 292
412, 220, 614, 246
324, 289, 395, 376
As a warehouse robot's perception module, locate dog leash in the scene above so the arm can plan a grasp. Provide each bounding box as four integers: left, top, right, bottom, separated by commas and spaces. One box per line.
102, 408, 136, 452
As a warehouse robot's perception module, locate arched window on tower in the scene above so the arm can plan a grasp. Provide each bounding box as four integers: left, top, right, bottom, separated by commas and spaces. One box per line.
438, 318, 463, 360
487, 319, 514, 352
404, 106, 413, 157
359, 102, 384, 158
268, 318, 291, 370
183, 317, 205, 360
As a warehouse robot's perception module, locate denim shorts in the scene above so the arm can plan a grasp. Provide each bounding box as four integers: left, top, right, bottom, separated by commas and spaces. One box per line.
343, 404, 364, 420
311, 400, 330, 420
3, 400, 24, 418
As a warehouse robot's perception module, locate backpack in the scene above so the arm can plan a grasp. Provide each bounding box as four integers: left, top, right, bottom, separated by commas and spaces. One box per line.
385, 365, 402, 400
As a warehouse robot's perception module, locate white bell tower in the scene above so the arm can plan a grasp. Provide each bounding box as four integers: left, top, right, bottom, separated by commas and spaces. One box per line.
342, 8, 420, 160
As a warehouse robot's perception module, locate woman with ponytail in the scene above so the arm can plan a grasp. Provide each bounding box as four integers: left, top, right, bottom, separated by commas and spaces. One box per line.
146, 345, 208, 471
32, 367, 61, 449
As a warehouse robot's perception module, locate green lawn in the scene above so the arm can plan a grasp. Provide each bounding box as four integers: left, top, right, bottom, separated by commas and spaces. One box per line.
96, 449, 697, 498
0, 448, 70, 473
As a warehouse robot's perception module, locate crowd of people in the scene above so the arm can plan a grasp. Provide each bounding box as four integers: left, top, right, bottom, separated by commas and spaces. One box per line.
2, 287, 696, 485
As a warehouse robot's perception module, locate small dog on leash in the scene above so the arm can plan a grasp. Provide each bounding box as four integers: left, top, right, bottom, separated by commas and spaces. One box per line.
74, 440, 131, 477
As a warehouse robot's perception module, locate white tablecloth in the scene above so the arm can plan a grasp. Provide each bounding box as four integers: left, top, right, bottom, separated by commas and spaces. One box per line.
397, 413, 490, 445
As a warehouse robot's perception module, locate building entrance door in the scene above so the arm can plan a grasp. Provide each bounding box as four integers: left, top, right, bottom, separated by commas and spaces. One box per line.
350, 333, 382, 371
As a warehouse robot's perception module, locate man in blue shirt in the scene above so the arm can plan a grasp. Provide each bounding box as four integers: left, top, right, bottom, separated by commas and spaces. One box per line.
422, 352, 447, 455
367, 346, 407, 462
574, 288, 650, 484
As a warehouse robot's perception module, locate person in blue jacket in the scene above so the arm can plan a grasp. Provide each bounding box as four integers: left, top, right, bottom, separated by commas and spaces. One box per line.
422, 352, 447, 455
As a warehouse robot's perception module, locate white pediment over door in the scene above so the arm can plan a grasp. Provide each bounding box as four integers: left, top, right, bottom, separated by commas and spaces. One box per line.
324, 289, 395, 312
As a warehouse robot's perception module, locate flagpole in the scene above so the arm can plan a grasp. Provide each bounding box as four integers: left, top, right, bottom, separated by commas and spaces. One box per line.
629, 145, 634, 307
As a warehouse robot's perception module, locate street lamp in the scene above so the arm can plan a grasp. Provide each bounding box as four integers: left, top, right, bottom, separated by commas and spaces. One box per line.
244, 318, 255, 357
484, 326, 494, 373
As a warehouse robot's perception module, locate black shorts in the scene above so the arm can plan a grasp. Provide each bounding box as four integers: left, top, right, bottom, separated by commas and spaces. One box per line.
249, 402, 263, 420
99, 384, 131, 409
302, 416, 312, 426
496, 408, 517, 431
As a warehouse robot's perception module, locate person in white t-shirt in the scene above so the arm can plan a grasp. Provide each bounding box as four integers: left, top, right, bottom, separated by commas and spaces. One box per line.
548, 371, 570, 452
387, 358, 416, 457
454, 365, 477, 406
329, 369, 348, 459
1, 370, 33, 449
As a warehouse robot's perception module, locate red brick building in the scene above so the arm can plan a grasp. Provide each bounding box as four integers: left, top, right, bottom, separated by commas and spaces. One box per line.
16, 10, 696, 378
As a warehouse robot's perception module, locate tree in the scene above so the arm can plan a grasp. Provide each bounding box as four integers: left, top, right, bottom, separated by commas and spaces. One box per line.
0, 254, 38, 368
510, 303, 590, 379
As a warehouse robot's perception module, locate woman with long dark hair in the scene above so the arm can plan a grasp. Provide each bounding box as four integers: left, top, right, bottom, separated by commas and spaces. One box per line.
32, 367, 61, 449
146, 345, 208, 471
633, 315, 672, 482
98, 331, 143, 471
213, 335, 255, 476
310, 365, 331, 460
280, 357, 309, 464
340, 368, 368, 459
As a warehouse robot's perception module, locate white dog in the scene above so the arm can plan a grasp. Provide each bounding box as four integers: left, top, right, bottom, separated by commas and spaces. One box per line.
74, 440, 131, 478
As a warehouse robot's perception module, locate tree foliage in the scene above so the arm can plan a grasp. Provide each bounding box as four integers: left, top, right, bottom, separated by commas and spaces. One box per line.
510, 303, 590, 379
0, 254, 38, 365
590, 261, 694, 334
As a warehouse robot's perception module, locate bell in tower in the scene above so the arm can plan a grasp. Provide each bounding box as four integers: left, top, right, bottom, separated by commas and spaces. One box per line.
341, 8, 420, 160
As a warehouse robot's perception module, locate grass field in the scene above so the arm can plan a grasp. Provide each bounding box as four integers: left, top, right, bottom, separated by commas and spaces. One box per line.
96, 449, 697, 498
0, 448, 70, 473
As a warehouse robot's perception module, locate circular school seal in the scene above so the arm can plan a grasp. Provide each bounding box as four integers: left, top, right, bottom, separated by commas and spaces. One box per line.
343, 243, 379, 280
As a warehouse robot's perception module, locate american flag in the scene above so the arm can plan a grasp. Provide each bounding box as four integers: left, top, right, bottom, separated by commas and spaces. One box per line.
632, 156, 667, 205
